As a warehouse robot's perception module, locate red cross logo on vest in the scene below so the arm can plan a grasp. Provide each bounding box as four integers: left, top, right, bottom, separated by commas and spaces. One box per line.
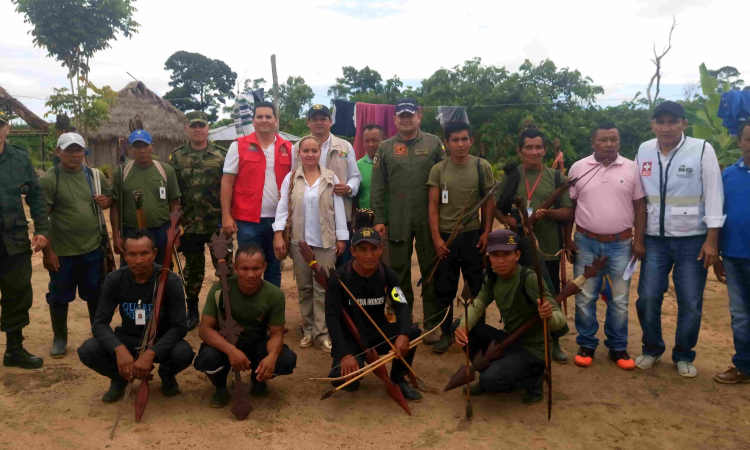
642, 162, 652, 176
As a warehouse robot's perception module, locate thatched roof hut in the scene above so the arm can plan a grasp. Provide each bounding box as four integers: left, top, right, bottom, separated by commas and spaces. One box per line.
88, 81, 188, 168
0, 85, 50, 132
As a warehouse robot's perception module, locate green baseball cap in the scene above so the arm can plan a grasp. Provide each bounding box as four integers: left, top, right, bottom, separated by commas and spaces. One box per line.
186, 111, 209, 125
0, 111, 8, 125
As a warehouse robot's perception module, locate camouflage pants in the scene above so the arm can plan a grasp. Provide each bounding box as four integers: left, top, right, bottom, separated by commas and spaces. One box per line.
181, 233, 233, 302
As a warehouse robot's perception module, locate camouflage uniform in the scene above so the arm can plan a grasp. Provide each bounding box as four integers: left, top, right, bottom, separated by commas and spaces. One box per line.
170, 117, 232, 329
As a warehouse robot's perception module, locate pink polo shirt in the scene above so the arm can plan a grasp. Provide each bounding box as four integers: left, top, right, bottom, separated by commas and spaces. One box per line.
569, 154, 645, 235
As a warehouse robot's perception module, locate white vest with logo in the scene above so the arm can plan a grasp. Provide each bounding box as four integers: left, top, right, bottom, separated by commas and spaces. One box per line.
637, 135, 707, 237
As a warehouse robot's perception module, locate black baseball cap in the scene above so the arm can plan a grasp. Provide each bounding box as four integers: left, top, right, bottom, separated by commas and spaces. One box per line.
307, 104, 331, 119
351, 227, 381, 247
395, 97, 419, 115
652, 101, 685, 119
486, 229, 519, 252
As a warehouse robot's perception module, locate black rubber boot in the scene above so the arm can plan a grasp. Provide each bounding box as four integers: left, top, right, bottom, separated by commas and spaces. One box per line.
3, 331, 43, 370
159, 365, 181, 397
206, 367, 230, 408
463, 382, 483, 396
49, 303, 68, 359
250, 381, 269, 397
432, 332, 453, 354
102, 378, 128, 403
552, 337, 568, 364
186, 299, 200, 331
86, 298, 98, 327
396, 381, 422, 402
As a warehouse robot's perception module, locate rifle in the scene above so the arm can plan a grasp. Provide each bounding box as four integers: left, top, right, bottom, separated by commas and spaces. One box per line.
208, 233, 253, 420
298, 241, 411, 415
110, 210, 182, 437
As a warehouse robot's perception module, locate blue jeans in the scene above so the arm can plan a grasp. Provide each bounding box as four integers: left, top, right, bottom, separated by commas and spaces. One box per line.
236, 218, 281, 287
724, 257, 750, 373
46, 248, 102, 305
636, 235, 708, 363
574, 232, 632, 351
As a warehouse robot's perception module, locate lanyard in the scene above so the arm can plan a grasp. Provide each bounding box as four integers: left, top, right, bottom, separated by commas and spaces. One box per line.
656, 138, 687, 237
522, 165, 543, 205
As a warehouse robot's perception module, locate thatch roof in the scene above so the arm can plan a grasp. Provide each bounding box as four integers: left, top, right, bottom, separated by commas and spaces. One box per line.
89, 81, 187, 142
0, 85, 50, 132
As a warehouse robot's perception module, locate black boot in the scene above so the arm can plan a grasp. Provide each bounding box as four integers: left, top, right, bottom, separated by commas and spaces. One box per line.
250, 371, 269, 397
49, 303, 68, 358
186, 299, 200, 331
86, 298, 98, 327
396, 380, 422, 402
206, 367, 230, 408
102, 378, 128, 403
159, 365, 181, 397
552, 337, 568, 364
3, 331, 43, 370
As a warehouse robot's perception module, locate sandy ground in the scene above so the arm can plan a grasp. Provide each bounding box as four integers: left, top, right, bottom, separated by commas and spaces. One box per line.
2, 211, 750, 450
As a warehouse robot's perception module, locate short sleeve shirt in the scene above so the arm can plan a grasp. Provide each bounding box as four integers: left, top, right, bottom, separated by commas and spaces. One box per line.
203, 277, 286, 345
112, 162, 181, 229
427, 156, 494, 233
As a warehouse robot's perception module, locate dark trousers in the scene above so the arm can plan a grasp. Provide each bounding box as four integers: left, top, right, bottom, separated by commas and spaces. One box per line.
0, 242, 32, 333
193, 339, 297, 387
77, 334, 195, 385
328, 323, 421, 385
46, 248, 102, 306
121, 222, 170, 267
181, 233, 233, 302
452, 319, 544, 394
335, 222, 354, 268
435, 229, 485, 334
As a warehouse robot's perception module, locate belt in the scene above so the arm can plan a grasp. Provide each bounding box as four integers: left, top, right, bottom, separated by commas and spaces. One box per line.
576, 226, 633, 243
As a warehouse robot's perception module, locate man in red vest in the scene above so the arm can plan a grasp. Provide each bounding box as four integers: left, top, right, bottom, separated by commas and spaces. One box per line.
221, 101, 293, 287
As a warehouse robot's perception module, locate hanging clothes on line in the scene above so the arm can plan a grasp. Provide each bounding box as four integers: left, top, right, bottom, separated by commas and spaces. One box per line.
435, 106, 469, 127
331, 99, 356, 137
353, 102, 401, 159
718, 90, 750, 136
232, 88, 263, 138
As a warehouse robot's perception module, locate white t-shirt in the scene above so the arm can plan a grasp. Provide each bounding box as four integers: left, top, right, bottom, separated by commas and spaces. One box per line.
223, 137, 280, 218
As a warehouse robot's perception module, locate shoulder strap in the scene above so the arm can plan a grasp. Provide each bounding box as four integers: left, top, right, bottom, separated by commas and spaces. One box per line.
497, 165, 521, 215
553, 169, 563, 210
123, 160, 167, 182
123, 161, 135, 180
514, 267, 536, 307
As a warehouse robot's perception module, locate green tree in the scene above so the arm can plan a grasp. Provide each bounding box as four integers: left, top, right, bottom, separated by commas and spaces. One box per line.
45, 82, 118, 135
12, 0, 138, 136
707, 66, 744, 91
163, 51, 237, 122
266, 76, 314, 132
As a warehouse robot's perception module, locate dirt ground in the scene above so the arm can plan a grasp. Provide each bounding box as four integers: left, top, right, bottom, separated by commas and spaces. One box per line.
2, 213, 750, 450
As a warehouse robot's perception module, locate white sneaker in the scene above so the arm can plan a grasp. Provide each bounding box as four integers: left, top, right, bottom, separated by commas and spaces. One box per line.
319, 339, 332, 353
299, 335, 313, 348
676, 361, 698, 378
635, 354, 661, 370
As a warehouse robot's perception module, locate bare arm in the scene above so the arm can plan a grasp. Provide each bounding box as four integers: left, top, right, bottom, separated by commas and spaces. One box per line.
428, 186, 448, 258
220, 174, 237, 235
632, 197, 647, 260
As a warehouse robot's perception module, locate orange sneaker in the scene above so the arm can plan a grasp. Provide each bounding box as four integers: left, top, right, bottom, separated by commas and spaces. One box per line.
608, 350, 636, 370
574, 347, 595, 367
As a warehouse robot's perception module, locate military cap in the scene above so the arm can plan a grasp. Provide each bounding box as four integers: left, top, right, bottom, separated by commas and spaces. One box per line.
186, 111, 209, 125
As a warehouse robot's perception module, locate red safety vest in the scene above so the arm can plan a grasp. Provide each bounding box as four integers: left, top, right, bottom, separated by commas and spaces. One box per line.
231, 132, 293, 222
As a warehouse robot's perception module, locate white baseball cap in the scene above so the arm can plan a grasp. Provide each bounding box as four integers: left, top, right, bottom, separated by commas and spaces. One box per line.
57, 133, 86, 150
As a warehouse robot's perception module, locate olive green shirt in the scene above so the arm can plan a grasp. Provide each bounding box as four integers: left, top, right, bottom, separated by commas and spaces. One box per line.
459, 266, 565, 361
204, 277, 286, 345
495, 166, 572, 261
39, 166, 112, 256
112, 162, 181, 229
370, 130, 443, 241
427, 156, 494, 233
169, 143, 226, 235
0, 142, 48, 254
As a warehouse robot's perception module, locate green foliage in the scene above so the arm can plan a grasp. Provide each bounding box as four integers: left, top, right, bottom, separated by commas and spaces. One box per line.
683, 64, 740, 167
8, 125, 58, 170
45, 83, 117, 135
275, 76, 315, 130
210, 118, 234, 129
329, 66, 406, 104
164, 51, 237, 122
97, 163, 112, 179
707, 66, 744, 91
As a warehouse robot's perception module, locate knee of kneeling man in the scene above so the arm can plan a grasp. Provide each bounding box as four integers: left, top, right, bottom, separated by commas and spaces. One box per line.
77, 338, 101, 366
170, 342, 196, 369
278, 347, 298, 372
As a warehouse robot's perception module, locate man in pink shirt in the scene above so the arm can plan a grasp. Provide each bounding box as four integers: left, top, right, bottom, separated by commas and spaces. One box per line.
567, 122, 647, 370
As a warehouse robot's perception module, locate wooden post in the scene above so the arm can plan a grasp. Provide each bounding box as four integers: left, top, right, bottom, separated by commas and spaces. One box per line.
271, 54, 280, 133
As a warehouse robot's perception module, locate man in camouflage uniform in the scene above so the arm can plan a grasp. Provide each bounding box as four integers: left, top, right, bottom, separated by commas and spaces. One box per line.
0, 111, 49, 369
371, 98, 444, 337
171, 111, 232, 330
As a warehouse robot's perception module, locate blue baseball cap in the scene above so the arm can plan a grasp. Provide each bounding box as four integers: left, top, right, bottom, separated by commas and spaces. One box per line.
128, 129, 153, 145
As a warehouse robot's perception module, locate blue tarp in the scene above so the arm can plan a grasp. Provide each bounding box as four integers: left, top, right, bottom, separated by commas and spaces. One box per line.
717, 90, 750, 136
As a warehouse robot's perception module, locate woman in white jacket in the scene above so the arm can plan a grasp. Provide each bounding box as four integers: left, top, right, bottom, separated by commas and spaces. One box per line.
273, 136, 348, 353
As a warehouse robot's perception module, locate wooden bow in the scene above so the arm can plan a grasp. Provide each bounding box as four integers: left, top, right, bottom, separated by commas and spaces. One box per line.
110, 210, 182, 438
298, 241, 416, 415
209, 233, 253, 420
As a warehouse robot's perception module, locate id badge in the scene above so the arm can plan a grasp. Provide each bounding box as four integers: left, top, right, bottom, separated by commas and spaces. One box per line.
441, 190, 449, 204
527, 207, 533, 218
135, 308, 146, 326
159, 186, 167, 200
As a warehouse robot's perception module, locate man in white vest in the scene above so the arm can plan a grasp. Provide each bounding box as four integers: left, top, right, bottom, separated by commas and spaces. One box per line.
293, 104, 361, 266
634, 101, 725, 377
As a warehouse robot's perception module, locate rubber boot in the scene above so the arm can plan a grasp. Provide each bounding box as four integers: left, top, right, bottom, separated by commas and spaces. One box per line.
186, 299, 200, 331
432, 332, 453, 354
49, 303, 68, 358
102, 378, 128, 403
86, 298, 98, 327
3, 331, 43, 369
159, 364, 180, 397
206, 367, 230, 408
552, 337, 568, 364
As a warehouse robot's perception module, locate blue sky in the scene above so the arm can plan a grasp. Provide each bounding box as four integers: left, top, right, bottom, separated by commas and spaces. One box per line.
1, 0, 746, 121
